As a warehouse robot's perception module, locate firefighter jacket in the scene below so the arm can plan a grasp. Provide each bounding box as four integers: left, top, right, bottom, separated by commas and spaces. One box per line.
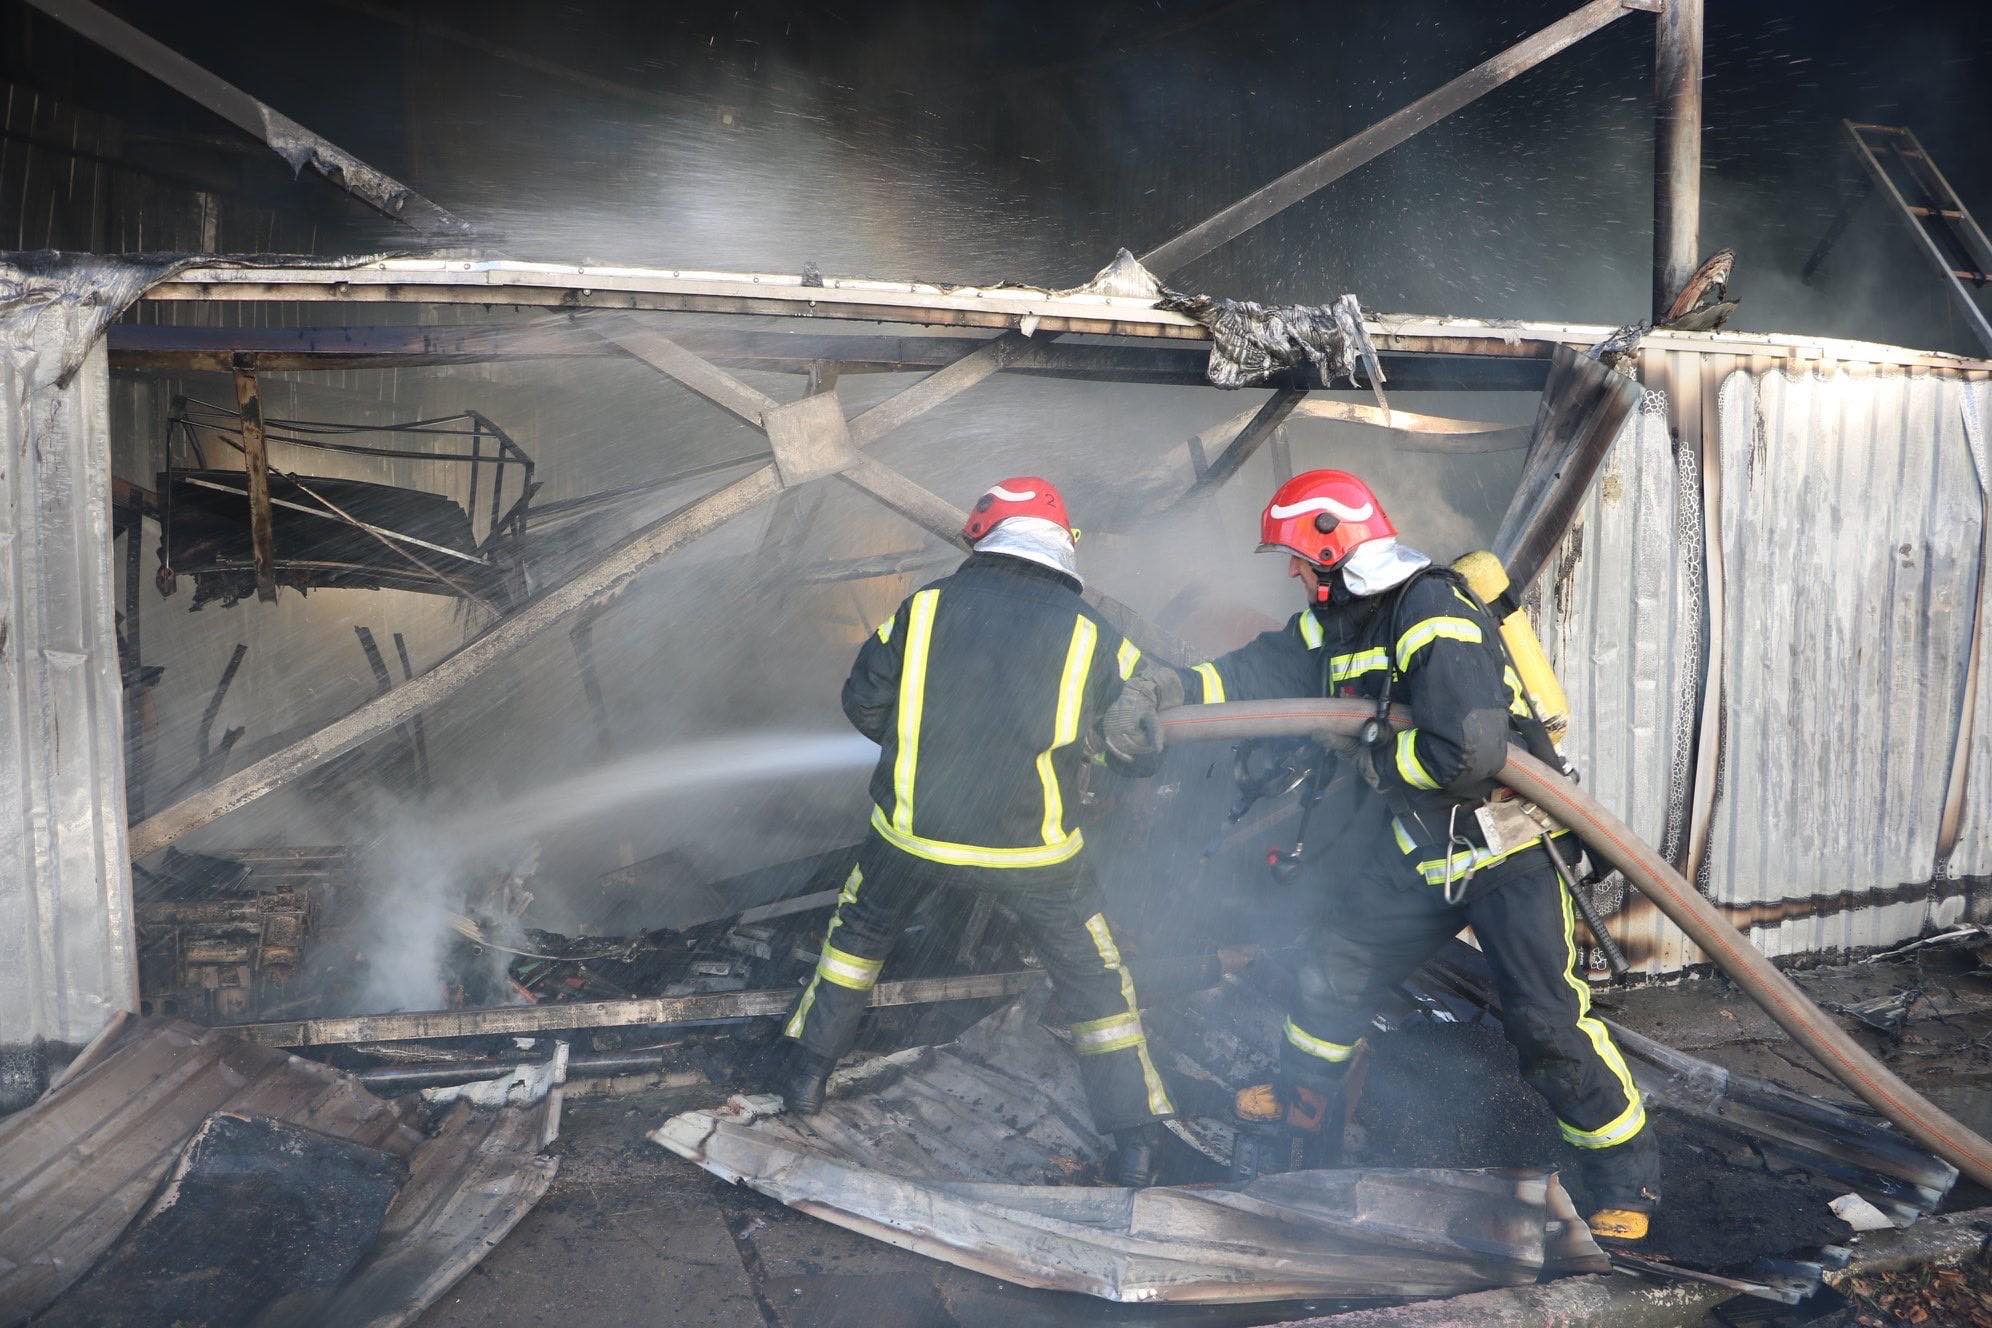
1179, 569, 1550, 886
843, 552, 1144, 869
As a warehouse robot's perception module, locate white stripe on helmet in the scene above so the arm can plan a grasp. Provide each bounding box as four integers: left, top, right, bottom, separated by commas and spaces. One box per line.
987, 484, 1038, 502
1267, 495, 1375, 522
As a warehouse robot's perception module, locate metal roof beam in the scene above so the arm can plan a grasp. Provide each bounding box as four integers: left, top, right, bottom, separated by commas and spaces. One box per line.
24, 0, 470, 235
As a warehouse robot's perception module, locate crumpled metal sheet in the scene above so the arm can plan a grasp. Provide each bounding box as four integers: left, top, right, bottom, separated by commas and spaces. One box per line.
658, 1094, 1594, 1304
1156, 288, 1387, 407
651, 990, 1603, 1304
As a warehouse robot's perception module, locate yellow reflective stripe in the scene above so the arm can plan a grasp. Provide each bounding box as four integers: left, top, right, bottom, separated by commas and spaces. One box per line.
1083, 913, 1174, 1116
875, 617, 895, 644
784, 977, 820, 1039
816, 942, 883, 991
787, 862, 866, 1038
1283, 1018, 1357, 1063
1563, 1098, 1648, 1149
891, 589, 940, 834
1116, 638, 1142, 681
1297, 610, 1324, 650
1392, 818, 1416, 854
1555, 871, 1645, 1148
1406, 830, 1571, 886
870, 806, 1085, 868
1453, 587, 1482, 612
1193, 661, 1226, 704
1395, 615, 1484, 670
1504, 665, 1531, 717
1395, 729, 1441, 790
1038, 617, 1097, 844
1071, 1011, 1146, 1054
1329, 647, 1390, 685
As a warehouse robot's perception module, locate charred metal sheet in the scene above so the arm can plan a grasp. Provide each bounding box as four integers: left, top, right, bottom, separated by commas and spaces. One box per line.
0, 1019, 421, 1322
1494, 344, 1646, 588
23, 0, 468, 233
1158, 291, 1386, 405
1710, 369, 1984, 954
267, 1093, 561, 1328
36, 1112, 404, 1328
661, 1107, 1591, 1304
651, 992, 1604, 1303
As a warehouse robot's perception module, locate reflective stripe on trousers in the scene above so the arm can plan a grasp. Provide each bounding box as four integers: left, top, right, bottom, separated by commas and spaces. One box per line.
1080, 913, 1174, 1118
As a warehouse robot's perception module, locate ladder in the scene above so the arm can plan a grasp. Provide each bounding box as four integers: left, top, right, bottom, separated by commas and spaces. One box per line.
1801, 120, 1992, 354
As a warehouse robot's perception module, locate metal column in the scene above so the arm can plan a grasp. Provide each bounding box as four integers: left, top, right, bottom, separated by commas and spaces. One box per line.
1652, 0, 1704, 319
0, 307, 137, 1108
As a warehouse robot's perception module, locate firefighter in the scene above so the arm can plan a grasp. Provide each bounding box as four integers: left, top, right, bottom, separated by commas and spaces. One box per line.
1107, 468, 1661, 1242
779, 476, 1178, 1186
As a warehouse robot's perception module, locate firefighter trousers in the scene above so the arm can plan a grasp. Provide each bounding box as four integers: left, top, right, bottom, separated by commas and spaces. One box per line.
782, 831, 1174, 1134
1281, 819, 1657, 1194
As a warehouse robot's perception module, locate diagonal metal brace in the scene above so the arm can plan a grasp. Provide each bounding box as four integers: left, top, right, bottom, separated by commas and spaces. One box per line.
25, 0, 470, 234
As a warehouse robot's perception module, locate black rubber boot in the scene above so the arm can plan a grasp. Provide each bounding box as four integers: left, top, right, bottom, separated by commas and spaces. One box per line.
779, 1047, 834, 1116
1228, 1082, 1341, 1181
1110, 1123, 1164, 1187
1579, 1127, 1662, 1243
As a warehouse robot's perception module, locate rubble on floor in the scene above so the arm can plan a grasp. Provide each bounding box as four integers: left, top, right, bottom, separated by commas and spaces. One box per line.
0, 1016, 560, 1328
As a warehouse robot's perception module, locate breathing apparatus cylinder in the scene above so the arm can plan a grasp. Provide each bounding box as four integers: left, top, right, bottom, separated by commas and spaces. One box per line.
1451, 550, 1569, 737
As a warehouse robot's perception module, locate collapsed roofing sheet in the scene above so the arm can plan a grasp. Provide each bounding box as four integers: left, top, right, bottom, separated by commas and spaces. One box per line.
0, 1017, 558, 1328
655, 952, 1957, 1306
654, 990, 1606, 1305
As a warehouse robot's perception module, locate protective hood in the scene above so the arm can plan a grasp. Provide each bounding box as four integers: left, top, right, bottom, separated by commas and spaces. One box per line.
1338, 536, 1429, 596
974, 515, 1081, 585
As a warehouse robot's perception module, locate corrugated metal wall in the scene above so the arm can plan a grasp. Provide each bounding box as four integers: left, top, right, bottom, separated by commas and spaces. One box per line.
1534, 358, 1992, 975
1948, 382, 1992, 878
0, 310, 136, 1069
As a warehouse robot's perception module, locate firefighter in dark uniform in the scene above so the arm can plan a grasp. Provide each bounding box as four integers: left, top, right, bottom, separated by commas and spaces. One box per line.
1109, 468, 1661, 1241
779, 476, 1177, 1186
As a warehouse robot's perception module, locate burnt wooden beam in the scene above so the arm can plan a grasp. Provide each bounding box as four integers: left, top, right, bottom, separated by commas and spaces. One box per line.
23, 0, 468, 233
1178, 388, 1306, 502
593, 320, 781, 426
229, 356, 278, 604
1140, 0, 1645, 276
229, 969, 1048, 1046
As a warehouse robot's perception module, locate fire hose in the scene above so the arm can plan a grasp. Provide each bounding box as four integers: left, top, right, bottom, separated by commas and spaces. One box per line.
1161, 699, 1992, 1191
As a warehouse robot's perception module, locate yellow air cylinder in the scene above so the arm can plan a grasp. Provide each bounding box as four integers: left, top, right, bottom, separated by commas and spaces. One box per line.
1451, 550, 1569, 737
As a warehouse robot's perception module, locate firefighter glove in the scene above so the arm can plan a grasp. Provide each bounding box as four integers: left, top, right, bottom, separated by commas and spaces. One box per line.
1101, 659, 1182, 777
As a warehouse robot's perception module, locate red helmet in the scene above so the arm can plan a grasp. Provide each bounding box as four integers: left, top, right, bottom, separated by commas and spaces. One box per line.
962, 475, 1073, 543
1259, 469, 1394, 568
